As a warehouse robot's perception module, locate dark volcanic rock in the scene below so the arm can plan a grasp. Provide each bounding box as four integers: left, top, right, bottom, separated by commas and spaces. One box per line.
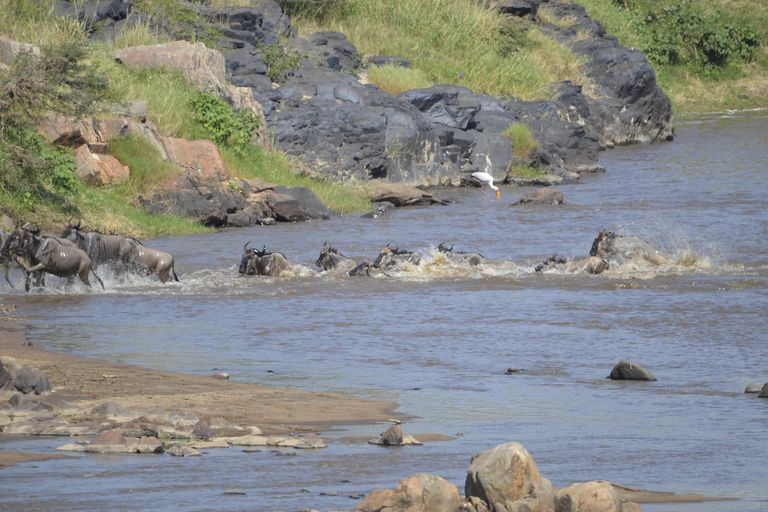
54, 0, 132, 26
496, 0, 542, 17
609, 360, 657, 381
537, 1, 674, 145
267, 186, 334, 222
141, 175, 246, 227
366, 56, 410, 68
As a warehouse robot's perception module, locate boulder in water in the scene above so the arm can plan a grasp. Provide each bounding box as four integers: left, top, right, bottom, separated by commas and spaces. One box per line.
354, 473, 461, 512
608, 360, 657, 381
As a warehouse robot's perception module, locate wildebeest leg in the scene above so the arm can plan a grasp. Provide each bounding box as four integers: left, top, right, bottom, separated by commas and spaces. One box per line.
3, 262, 13, 288
89, 267, 105, 290
158, 268, 169, 284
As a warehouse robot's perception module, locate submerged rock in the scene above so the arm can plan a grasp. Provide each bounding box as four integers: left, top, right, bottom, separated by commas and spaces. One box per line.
608, 360, 657, 381
745, 383, 762, 393
512, 188, 565, 206
759, 384, 768, 398
167, 444, 201, 457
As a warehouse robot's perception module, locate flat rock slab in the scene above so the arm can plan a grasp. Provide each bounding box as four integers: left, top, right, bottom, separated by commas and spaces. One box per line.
167, 445, 201, 457
190, 441, 230, 449
512, 187, 565, 206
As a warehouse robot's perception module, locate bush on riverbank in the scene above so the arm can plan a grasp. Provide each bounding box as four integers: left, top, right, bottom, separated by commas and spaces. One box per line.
576, 0, 768, 112
0, 0, 374, 236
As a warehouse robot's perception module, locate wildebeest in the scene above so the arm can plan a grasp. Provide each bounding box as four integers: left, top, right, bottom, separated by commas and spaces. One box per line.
535, 253, 609, 275
239, 242, 291, 277
590, 230, 668, 266
0, 228, 16, 287
371, 245, 422, 271
9, 227, 104, 291
62, 220, 134, 269
123, 239, 180, 283
315, 242, 359, 272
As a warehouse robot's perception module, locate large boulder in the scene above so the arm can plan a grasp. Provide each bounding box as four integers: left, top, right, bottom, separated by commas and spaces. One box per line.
608, 360, 657, 381
758, 384, 768, 398
355, 473, 461, 512
74, 144, 130, 186
554, 481, 621, 512
466, 442, 550, 507
0, 357, 52, 395
266, 186, 334, 222
160, 137, 230, 181
85, 431, 139, 453
38, 115, 107, 147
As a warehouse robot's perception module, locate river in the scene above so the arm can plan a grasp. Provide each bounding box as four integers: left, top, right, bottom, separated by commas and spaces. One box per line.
1, 111, 767, 512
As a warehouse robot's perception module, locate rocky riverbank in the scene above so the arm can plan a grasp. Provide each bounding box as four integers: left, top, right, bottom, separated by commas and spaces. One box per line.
18, 0, 675, 230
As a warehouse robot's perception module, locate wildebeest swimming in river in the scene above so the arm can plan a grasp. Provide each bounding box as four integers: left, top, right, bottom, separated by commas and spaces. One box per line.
239, 242, 292, 277
436, 243, 512, 267
372, 245, 422, 271
5, 227, 104, 291
590, 230, 669, 266
535, 252, 610, 275
0, 228, 18, 287
315, 242, 359, 272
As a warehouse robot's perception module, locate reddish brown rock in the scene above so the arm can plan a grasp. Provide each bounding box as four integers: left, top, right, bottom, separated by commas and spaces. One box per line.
39, 115, 106, 147
74, 144, 130, 186
137, 436, 164, 454
85, 431, 139, 453
161, 137, 230, 181
355, 473, 461, 512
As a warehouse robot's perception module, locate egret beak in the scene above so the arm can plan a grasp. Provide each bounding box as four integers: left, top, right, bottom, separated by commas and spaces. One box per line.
495, 189, 501, 201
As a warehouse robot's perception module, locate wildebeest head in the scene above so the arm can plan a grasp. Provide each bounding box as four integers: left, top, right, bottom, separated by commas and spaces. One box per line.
372, 244, 421, 269
61, 218, 87, 248
437, 243, 454, 253
315, 241, 341, 270
590, 230, 616, 259
239, 241, 258, 274
535, 252, 568, 272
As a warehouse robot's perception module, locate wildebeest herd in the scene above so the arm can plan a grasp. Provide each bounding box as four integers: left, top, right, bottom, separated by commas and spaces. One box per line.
240, 231, 667, 278
1, 222, 666, 291
1, 221, 178, 291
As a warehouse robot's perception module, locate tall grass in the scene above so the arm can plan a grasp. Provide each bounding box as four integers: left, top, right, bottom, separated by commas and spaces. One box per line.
365, 64, 433, 96
294, 0, 585, 100
503, 123, 540, 159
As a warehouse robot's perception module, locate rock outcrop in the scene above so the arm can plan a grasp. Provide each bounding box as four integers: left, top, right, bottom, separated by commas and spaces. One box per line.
554, 480, 622, 512
74, 144, 130, 186
512, 187, 566, 206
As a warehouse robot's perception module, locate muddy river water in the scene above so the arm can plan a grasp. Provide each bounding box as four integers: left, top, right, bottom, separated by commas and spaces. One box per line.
1, 111, 767, 511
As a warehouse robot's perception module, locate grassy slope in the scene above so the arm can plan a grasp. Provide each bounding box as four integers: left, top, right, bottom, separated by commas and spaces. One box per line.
294, 0, 588, 100
0, 0, 371, 237
574, 0, 768, 113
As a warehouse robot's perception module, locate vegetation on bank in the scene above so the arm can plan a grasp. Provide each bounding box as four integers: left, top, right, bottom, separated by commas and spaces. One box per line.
0, 0, 371, 237
291, 0, 588, 100
574, 0, 768, 112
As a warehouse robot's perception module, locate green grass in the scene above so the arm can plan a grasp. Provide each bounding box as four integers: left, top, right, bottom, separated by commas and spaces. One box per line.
502, 123, 540, 159
365, 64, 433, 97
295, 0, 587, 100
221, 147, 373, 215
574, 0, 768, 113
109, 135, 180, 198
507, 164, 546, 178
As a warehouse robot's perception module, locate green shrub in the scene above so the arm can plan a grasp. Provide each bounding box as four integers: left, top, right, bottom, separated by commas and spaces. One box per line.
366, 64, 432, 96
503, 123, 540, 159
262, 43, 304, 82
191, 91, 261, 155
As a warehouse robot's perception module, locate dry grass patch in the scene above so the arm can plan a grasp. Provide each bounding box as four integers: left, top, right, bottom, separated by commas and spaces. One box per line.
365, 65, 433, 96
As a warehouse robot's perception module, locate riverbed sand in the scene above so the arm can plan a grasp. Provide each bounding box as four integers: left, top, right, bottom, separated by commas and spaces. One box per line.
0, 319, 400, 435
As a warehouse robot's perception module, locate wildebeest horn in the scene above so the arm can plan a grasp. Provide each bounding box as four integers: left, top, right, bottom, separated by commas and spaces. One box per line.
31, 225, 41, 234
244, 241, 251, 251
323, 241, 327, 247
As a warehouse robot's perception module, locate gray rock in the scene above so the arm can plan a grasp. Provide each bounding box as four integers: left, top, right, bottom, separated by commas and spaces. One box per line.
90, 402, 140, 422
496, 0, 541, 17
361, 201, 396, 219
1, 394, 54, 414
512, 188, 565, 206
0, 357, 52, 395
137, 436, 164, 454
507, 175, 564, 187
759, 384, 768, 398
167, 444, 201, 457
366, 56, 410, 68
294, 434, 326, 449
379, 424, 404, 445
745, 383, 762, 393
608, 360, 657, 381
267, 186, 334, 222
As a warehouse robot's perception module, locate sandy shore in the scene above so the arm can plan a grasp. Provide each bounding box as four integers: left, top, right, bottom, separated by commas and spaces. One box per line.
0, 319, 400, 435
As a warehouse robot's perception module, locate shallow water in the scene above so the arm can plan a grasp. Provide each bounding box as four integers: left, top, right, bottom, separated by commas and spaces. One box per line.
1, 111, 768, 512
